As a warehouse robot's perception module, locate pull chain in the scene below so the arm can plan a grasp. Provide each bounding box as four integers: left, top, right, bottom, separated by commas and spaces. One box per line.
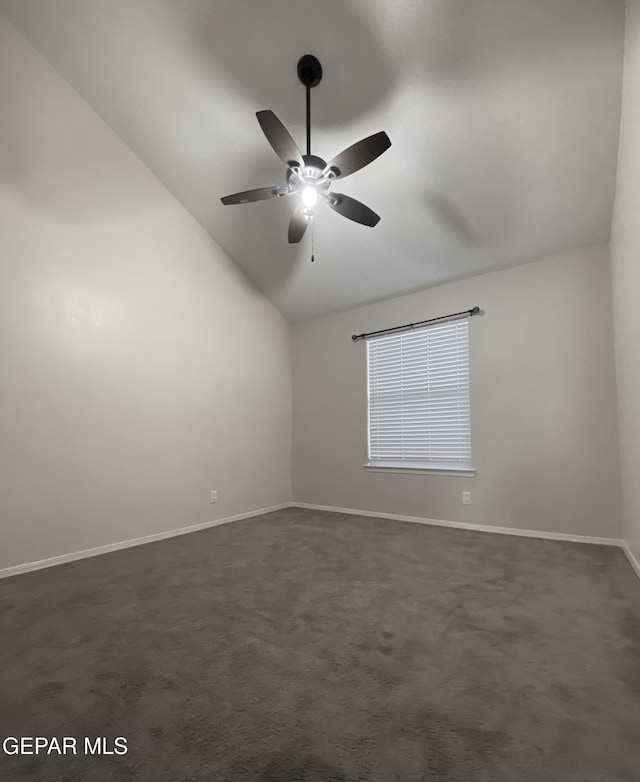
311, 220, 315, 263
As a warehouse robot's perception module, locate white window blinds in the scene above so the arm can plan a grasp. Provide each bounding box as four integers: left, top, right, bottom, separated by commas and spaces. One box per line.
367, 318, 472, 469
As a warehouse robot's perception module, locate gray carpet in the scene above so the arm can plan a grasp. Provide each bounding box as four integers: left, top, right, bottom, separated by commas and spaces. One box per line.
1, 507, 640, 781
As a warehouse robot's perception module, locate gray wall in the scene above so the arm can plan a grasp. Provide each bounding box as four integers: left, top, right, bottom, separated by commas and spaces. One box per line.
611, 0, 640, 564
293, 246, 621, 538
0, 17, 291, 570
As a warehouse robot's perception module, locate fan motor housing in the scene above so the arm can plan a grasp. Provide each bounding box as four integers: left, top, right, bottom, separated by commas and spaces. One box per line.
301, 154, 326, 176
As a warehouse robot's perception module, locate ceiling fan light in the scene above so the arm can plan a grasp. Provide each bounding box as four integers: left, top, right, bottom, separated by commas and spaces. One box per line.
301, 186, 318, 209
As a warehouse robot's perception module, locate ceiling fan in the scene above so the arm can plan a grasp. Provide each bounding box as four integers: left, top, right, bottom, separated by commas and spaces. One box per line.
221, 55, 391, 244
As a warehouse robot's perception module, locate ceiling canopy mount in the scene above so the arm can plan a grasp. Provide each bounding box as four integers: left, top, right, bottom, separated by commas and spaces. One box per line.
297, 54, 323, 89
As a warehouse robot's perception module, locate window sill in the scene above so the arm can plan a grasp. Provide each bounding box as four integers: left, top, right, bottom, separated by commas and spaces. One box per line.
364, 461, 476, 477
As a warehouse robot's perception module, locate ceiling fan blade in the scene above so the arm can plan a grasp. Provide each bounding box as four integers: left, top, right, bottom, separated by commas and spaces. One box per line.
257, 110, 303, 169
221, 186, 285, 205
288, 205, 309, 244
328, 193, 381, 227
325, 132, 391, 180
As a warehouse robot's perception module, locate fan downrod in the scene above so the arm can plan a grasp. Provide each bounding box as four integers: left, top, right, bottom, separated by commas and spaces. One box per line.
297, 55, 322, 88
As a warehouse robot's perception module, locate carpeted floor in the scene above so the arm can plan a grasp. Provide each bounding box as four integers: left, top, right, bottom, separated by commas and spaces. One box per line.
1, 507, 640, 781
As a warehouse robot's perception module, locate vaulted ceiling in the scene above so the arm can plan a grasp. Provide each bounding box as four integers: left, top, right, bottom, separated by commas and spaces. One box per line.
0, 0, 625, 321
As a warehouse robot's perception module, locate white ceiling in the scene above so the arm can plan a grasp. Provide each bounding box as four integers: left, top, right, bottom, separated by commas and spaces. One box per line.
0, 0, 625, 321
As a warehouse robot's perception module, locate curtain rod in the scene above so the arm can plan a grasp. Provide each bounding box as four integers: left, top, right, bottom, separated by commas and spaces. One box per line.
351, 306, 481, 342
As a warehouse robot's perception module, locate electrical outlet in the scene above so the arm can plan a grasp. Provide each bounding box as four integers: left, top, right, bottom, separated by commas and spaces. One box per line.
210, 490, 218, 504
462, 491, 471, 505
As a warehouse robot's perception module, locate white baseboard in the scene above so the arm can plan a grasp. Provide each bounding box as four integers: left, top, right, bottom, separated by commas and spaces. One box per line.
4, 502, 637, 583
290, 502, 623, 547
622, 541, 640, 581
0, 503, 290, 580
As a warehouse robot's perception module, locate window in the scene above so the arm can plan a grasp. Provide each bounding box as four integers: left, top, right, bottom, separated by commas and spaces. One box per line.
366, 318, 473, 473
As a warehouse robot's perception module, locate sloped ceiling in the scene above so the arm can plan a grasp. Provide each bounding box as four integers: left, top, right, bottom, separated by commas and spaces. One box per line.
0, 0, 625, 321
